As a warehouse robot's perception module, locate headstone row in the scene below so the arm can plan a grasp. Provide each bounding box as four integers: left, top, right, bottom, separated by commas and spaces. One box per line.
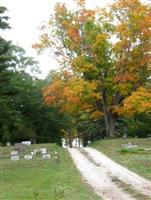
10, 148, 53, 161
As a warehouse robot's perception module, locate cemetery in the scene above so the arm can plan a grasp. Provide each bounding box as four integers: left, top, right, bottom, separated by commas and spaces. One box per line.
1, 141, 57, 162
1, 143, 100, 200
2, 138, 150, 200
0, 0, 151, 199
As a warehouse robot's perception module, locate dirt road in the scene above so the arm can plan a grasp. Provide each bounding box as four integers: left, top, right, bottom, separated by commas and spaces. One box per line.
68, 147, 151, 200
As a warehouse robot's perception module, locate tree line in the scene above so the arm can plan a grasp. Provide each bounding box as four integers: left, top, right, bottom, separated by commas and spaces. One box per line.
0, 5, 69, 145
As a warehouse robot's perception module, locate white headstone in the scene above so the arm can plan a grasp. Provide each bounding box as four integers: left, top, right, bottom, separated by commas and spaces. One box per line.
34, 149, 37, 154
62, 139, 67, 148
80, 142, 83, 148
40, 148, 47, 155
6, 142, 11, 147
122, 143, 138, 148
11, 155, 19, 161
21, 141, 31, 145
11, 151, 18, 156
42, 154, 51, 159
24, 155, 32, 160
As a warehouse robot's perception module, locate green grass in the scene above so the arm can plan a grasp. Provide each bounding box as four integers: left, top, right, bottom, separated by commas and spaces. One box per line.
0, 143, 101, 200
111, 176, 151, 200
90, 138, 151, 180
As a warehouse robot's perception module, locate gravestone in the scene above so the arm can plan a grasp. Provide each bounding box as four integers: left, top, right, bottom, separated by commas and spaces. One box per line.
42, 154, 51, 159
21, 141, 31, 145
62, 139, 66, 148
40, 148, 47, 155
122, 143, 138, 148
11, 155, 19, 161
6, 142, 11, 147
34, 149, 37, 155
15, 143, 26, 152
11, 151, 18, 156
11, 151, 19, 161
24, 155, 32, 160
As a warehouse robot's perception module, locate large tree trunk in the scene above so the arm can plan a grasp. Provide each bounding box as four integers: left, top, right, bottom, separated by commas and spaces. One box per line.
108, 112, 116, 137
99, 99, 117, 137
99, 90, 122, 137
103, 111, 116, 137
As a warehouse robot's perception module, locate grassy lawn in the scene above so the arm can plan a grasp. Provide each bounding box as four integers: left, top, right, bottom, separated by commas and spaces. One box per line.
90, 138, 151, 180
0, 143, 101, 200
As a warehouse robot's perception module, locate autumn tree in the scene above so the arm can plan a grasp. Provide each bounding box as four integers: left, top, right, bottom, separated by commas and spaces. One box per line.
34, 0, 151, 137
43, 69, 102, 145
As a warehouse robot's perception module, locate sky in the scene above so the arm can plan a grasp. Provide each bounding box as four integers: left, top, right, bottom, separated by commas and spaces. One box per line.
1, 0, 149, 78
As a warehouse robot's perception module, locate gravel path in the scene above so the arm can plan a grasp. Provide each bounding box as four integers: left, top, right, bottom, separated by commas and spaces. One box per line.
84, 147, 151, 197
68, 148, 135, 200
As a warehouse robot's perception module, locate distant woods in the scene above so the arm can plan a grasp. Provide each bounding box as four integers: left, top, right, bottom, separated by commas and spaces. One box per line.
0, 5, 68, 145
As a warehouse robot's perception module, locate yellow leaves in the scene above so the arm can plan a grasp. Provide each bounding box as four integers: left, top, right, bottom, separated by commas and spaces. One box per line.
115, 23, 130, 38
117, 83, 133, 96
112, 0, 141, 12
93, 33, 108, 48
62, 20, 69, 29
116, 87, 151, 117
72, 56, 94, 73
55, 3, 67, 15
91, 92, 102, 100
81, 103, 93, 111
90, 111, 103, 120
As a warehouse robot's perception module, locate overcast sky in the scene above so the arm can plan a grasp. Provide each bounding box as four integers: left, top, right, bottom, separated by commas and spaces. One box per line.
1, 0, 148, 78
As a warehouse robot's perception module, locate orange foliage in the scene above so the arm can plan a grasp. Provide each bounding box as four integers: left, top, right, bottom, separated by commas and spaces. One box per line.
115, 87, 151, 116
67, 28, 80, 43
75, 0, 86, 6
90, 111, 104, 120
114, 72, 138, 83
43, 71, 100, 115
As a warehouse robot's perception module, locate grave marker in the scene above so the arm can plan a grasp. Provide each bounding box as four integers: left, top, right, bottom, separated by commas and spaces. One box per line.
40, 148, 47, 155
24, 155, 32, 160
11, 151, 19, 161
21, 141, 31, 145
42, 154, 51, 159
15, 143, 26, 152
11, 155, 19, 161
6, 142, 11, 147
